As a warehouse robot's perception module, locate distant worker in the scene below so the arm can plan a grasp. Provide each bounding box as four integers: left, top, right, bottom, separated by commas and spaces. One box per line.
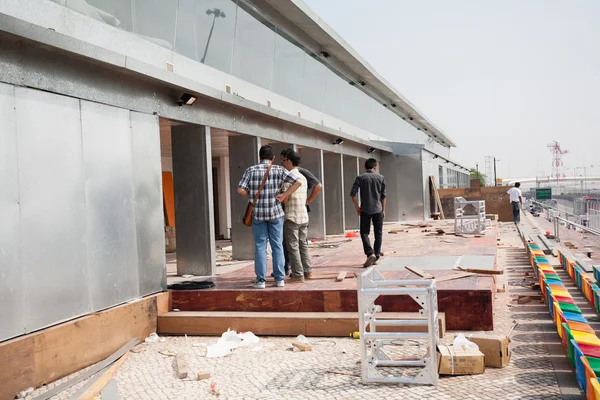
277, 148, 322, 276
350, 158, 387, 267
237, 145, 302, 289
507, 182, 523, 223
280, 150, 313, 282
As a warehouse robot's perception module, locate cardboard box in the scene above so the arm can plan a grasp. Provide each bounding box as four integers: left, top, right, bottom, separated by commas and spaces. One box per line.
467, 334, 511, 368
437, 345, 485, 375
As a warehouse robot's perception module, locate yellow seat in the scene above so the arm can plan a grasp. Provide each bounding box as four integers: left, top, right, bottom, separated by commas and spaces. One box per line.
572, 331, 600, 346
590, 378, 600, 399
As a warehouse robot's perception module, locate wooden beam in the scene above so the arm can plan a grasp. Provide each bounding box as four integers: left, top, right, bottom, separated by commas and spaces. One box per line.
464, 268, 503, 275
157, 311, 446, 338
75, 352, 130, 400
405, 266, 434, 279
0, 295, 161, 400
336, 272, 347, 282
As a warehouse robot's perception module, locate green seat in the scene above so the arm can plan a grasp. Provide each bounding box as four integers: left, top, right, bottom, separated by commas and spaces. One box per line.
564, 323, 576, 366
559, 302, 583, 314
586, 356, 600, 376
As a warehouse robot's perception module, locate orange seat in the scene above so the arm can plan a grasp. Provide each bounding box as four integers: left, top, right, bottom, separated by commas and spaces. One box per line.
582, 357, 597, 400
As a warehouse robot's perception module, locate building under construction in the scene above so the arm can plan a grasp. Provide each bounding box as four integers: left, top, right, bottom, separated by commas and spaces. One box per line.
0, 0, 473, 397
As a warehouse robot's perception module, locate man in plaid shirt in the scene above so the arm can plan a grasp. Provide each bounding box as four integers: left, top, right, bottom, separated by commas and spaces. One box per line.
281, 150, 312, 282
237, 145, 301, 289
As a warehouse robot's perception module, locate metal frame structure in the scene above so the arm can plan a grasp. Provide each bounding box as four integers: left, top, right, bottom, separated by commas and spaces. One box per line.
454, 197, 487, 235
357, 267, 439, 385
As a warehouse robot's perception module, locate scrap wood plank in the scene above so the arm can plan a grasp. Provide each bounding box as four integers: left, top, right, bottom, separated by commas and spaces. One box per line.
100, 380, 120, 400
336, 272, 347, 282
464, 268, 503, 275
405, 266, 434, 279
430, 176, 445, 220
435, 272, 474, 283
32, 339, 139, 400
72, 352, 130, 400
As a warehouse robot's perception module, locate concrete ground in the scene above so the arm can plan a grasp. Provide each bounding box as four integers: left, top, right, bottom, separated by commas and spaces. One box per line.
30, 220, 586, 400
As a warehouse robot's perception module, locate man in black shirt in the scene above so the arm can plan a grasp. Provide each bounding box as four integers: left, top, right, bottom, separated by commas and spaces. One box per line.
350, 158, 387, 267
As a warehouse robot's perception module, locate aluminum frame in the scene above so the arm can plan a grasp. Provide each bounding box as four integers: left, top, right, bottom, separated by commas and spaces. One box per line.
357, 267, 439, 385
454, 197, 487, 235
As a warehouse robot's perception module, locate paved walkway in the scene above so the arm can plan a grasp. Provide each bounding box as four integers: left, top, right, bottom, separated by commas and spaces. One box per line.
31, 221, 584, 399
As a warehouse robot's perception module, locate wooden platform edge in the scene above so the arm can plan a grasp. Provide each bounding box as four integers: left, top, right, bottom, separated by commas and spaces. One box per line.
157, 311, 446, 339
0, 292, 167, 400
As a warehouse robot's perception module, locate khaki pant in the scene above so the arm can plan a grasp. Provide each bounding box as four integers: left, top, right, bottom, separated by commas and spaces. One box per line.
284, 220, 312, 277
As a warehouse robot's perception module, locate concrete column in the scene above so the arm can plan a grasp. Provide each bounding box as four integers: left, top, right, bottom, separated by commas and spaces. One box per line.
218, 156, 231, 239
265, 142, 293, 161
343, 155, 360, 230
171, 125, 216, 276
229, 135, 260, 260
300, 147, 326, 240
324, 152, 345, 235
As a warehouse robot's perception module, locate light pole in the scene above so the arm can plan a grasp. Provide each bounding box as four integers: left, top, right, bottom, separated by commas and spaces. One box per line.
493, 157, 499, 186
201, 8, 226, 64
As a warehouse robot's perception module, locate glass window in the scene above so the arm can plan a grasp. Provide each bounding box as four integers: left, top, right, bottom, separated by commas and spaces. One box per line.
272, 32, 305, 102
177, 0, 238, 72
232, 5, 276, 90
84, 0, 133, 31
301, 53, 327, 112
132, 0, 177, 50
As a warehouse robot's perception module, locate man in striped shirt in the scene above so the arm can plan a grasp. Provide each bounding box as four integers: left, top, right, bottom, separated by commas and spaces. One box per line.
237, 145, 302, 289
281, 150, 312, 282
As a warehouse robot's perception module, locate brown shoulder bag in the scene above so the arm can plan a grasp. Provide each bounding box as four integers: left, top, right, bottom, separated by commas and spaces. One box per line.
243, 162, 273, 227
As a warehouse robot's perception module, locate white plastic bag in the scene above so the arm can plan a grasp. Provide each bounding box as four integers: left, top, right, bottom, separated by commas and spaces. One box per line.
144, 333, 160, 343
453, 333, 479, 350
205, 329, 260, 357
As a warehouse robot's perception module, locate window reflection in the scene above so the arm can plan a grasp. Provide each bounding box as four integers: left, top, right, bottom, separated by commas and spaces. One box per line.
175, 0, 238, 72
83, 0, 133, 31
301, 53, 327, 112
232, 5, 276, 90
132, 0, 177, 50
55, 0, 434, 146
272, 32, 305, 102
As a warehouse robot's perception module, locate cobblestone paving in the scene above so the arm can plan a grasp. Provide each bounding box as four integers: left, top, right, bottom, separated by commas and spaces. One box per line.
31, 223, 574, 400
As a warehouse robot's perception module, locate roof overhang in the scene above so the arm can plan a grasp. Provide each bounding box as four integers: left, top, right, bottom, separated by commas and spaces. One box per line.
246, 0, 456, 148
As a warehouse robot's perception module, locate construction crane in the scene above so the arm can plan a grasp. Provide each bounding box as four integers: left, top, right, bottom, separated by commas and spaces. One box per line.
547, 141, 568, 183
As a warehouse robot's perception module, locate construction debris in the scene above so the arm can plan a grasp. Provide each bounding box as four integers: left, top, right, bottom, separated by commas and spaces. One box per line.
74, 352, 131, 399
31, 339, 139, 400
336, 271, 347, 282
197, 371, 212, 381
172, 353, 189, 379
456, 266, 503, 275
326, 370, 360, 377
405, 265, 434, 279
292, 342, 313, 351
517, 296, 532, 304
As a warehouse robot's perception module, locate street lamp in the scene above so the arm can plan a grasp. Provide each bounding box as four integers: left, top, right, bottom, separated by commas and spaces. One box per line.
201, 8, 226, 64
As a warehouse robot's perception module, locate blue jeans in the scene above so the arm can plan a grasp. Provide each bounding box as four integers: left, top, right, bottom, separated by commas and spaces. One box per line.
512, 201, 520, 223
252, 216, 285, 282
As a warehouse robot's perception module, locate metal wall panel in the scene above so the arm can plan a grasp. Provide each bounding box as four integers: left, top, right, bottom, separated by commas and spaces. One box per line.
130, 111, 166, 295
15, 87, 91, 332
80, 101, 140, 310
0, 83, 24, 341
396, 154, 425, 221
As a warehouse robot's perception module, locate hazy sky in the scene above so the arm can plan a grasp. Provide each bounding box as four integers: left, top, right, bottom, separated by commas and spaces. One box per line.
303, 0, 600, 180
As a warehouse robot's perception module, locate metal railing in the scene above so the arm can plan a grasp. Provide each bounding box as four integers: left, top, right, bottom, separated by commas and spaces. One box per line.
530, 200, 600, 243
